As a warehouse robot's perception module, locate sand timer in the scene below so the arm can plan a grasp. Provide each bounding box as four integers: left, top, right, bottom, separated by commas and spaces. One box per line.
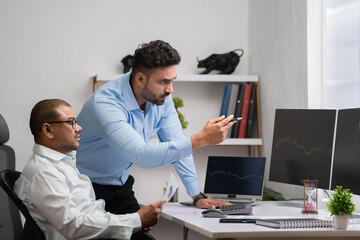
301, 179, 318, 214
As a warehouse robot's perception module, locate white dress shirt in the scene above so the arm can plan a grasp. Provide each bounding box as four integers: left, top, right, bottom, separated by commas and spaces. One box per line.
14, 143, 141, 240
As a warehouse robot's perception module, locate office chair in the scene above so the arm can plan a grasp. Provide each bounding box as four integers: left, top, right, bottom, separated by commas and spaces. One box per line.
0, 114, 23, 240
0, 170, 45, 240
0, 114, 44, 240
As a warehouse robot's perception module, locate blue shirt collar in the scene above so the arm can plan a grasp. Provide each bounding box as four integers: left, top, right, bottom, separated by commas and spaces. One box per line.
121, 72, 155, 113
122, 73, 141, 111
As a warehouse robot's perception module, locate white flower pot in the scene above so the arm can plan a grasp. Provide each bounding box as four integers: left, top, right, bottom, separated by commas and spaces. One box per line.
333, 215, 349, 230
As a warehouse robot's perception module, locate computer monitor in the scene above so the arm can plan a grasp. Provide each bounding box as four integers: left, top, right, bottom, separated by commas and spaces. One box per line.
331, 108, 360, 195
269, 109, 336, 189
204, 156, 266, 201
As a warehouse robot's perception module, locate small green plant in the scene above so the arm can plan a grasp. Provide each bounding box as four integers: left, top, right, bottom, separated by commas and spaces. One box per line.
327, 186, 356, 216
261, 186, 286, 201
173, 96, 188, 129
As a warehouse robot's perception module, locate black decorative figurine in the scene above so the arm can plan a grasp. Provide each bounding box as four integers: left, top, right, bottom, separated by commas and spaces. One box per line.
197, 49, 244, 74
121, 54, 134, 73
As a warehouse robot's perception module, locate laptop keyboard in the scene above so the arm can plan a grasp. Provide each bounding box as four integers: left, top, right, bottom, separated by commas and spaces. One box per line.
218, 202, 253, 215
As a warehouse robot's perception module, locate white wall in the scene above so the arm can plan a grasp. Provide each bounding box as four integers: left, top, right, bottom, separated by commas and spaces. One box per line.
248, 0, 308, 199
0, 1, 249, 239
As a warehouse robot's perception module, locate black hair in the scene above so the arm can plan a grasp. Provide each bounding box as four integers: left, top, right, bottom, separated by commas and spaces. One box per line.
130, 40, 181, 79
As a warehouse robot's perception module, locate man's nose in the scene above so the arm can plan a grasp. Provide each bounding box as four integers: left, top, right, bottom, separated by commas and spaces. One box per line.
166, 82, 173, 93
76, 124, 82, 132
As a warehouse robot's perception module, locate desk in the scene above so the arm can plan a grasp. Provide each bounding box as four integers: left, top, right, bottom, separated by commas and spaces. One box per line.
160, 201, 360, 239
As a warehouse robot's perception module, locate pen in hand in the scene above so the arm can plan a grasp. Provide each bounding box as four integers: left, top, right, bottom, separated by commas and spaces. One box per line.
212, 117, 242, 125
230, 117, 242, 122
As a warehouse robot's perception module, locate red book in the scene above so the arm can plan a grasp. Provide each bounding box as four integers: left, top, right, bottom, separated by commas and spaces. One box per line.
238, 83, 253, 138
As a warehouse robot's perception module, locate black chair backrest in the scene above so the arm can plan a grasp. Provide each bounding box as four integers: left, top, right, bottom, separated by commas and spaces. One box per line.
0, 113, 22, 240
0, 170, 45, 240
0, 114, 10, 144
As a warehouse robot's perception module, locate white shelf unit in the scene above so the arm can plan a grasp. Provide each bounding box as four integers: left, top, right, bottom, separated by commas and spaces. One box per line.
93, 74, 258, 89
92, 74, 262, 156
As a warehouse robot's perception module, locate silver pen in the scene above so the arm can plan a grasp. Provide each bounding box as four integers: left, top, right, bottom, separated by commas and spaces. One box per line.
213, 117, 242, 124
230, 117, 242, 122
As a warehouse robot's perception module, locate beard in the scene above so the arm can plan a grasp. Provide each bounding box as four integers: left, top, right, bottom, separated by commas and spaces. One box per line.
62, 134, 80, 153
141, 87, 170, 106
63, 142, 79, 153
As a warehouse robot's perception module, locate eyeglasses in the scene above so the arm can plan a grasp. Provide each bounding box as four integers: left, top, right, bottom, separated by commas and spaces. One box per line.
39, 119, 78, 131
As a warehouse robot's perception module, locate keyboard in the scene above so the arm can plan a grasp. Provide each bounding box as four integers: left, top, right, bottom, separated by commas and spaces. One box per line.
214, 198, 254, 204
218, 202, 253, 215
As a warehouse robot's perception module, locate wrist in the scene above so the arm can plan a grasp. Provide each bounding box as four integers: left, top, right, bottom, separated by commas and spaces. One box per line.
191, 132, 205, 151
193, 192, 207, 206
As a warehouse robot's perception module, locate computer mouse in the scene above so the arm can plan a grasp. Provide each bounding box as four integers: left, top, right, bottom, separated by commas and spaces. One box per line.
201, 209, 227, 218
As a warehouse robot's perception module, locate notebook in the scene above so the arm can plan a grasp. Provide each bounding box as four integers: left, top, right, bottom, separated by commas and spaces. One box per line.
203, 156, 266, 202
255, 218, 334, 229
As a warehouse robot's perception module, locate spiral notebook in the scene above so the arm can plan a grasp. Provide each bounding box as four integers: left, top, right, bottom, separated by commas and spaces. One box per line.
255, 218, 334, 229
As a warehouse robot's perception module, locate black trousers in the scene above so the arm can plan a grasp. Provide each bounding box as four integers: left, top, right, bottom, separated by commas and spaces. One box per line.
92, 176, 155, 240
92, 175, 140, 214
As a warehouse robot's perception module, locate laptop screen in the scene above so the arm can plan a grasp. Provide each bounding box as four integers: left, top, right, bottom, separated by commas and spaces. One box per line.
204, 156, 266, 201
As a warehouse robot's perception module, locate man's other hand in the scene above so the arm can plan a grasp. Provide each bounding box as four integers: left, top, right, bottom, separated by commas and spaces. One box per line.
195, 198, 231, 209
137, 200, 167, 229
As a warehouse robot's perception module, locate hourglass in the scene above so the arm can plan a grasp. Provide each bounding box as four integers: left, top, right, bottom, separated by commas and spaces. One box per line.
302, 179, 318, 214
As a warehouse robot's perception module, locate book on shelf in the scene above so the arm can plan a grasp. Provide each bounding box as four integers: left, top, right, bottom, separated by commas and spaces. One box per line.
237, 83, 253, 138
219, 84, 232, 117
227, 84, 240, 117
226, 84, 240, 138
255, 218, 334, 229
245, 83, 257, 138
230, 83, 245, 138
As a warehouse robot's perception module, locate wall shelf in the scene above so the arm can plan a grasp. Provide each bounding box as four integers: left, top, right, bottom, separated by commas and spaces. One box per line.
176, 74, 258, 83
219, 138, 262, 146
149, 137, 262, 146
92, 74, 259, 92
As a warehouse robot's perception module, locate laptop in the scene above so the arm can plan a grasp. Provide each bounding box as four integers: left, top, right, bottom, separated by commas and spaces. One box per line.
203, 156, 266, 203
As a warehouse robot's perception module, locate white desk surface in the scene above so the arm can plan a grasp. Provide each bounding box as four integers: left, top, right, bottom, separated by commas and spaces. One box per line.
160, 201, 360, 239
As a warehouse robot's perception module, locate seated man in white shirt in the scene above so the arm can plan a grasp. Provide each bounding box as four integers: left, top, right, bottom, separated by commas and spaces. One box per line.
14, 99, 166, 240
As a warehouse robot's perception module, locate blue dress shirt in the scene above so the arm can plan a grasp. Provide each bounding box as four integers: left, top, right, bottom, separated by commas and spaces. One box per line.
76, 73, 201, 197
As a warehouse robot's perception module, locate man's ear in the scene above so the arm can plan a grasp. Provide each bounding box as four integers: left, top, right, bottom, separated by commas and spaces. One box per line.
134, 72, 146, 87
42, 124, 54, 139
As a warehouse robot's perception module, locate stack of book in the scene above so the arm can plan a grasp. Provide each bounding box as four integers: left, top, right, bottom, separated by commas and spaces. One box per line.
219, 83, 257, 138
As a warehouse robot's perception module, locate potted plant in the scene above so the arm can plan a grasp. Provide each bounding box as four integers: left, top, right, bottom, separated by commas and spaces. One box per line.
327, 186, 356, 229
173, 97, 188, 129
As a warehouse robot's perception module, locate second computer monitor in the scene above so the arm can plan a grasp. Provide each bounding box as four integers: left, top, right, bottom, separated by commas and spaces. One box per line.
269, 109, 336, 189
331, 108, 360, 195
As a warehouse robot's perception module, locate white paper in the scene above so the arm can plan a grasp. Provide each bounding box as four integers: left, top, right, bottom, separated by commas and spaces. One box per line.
162, 171, 179, 201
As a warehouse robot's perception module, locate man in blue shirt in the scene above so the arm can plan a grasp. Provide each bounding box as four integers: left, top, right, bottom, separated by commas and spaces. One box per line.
76, 40, 234, 214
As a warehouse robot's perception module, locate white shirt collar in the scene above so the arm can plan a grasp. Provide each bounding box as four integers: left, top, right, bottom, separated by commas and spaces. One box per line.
33, 143, 76, 162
